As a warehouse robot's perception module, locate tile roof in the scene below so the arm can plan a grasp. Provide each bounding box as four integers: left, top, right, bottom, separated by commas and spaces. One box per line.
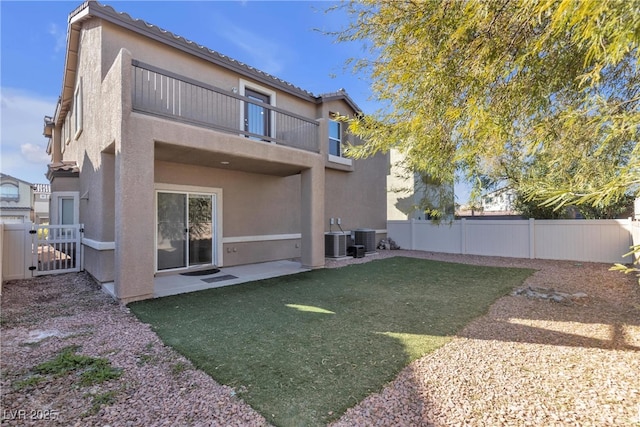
0, 173, 33, 186
47, 161, 80, 174
34, 183, 51, 193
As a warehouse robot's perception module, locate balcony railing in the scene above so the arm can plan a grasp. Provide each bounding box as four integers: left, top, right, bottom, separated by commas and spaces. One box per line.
132, 61, 319, 153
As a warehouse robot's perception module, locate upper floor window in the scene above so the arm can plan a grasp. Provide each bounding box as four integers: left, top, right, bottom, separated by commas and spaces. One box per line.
64, 112, 71, 149
329, 120, 342, 156
74, 78, 83, 139
0, 183, 19, 201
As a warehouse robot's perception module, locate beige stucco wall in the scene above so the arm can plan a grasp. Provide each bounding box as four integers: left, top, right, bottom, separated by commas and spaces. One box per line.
155, 160, 303, 267
52, 19, 119, 285
387, 149, 421, 220
50, 176, 80, 193
224, 240, 301, 266
319, 98, 388, 233
325, 156, 388, 233
156, 161, 301, 236
100, 21, 317, 119
83, 246, 115, 283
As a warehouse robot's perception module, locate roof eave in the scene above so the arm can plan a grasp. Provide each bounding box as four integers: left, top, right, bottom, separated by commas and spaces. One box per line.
56, 5, 89, 127
317, 91, 362, 115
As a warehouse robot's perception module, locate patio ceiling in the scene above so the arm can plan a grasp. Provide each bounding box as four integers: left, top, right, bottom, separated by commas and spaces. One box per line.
154, 141, 308, 177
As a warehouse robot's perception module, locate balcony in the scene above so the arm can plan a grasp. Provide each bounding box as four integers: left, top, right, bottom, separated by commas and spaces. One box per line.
132, 61, 319, 153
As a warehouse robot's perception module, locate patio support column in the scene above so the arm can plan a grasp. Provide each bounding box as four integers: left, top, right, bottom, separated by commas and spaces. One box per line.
114, 137, 155, 302
301, 163, 325, 269
113, 48, 155, 302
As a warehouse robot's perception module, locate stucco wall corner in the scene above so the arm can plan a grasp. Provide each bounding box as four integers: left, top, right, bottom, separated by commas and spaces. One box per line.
118, 48, 133, 120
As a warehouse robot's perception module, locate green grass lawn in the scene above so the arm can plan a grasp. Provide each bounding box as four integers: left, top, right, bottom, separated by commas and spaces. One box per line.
130, 256, 533, 426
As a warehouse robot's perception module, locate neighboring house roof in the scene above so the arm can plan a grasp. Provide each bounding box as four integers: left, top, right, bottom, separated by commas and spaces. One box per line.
34, 183, 51, 193
484, 186, 515, 197
0, 173, 34, 187
317, 90, 361, 116
54, 1, 361, 126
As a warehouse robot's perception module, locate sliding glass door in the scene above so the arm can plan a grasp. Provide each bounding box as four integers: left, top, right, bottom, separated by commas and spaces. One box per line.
157, 191, 215, 271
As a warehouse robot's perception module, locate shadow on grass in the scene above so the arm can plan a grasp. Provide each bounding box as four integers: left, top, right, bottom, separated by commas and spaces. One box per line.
130, 257, 534, 426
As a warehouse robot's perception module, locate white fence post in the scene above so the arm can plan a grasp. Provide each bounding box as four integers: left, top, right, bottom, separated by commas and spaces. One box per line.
30, 223, 37, 275
529, 218, 535, 259
410, 219, 415, 250
461, 218, 467, 255
80, 223, 85, 271
24, 222, 34, 279
0, 223, 3, 287
632, 219, 640, 263
25, 222, 33, 279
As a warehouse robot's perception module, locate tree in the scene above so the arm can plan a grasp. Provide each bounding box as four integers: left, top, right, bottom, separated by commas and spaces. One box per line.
334, 0, 639, 271
334, 0, 639, 208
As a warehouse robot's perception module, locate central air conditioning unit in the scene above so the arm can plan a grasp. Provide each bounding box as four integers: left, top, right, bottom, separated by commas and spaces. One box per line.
354, 228, 376, 253
325, 232, 347, 258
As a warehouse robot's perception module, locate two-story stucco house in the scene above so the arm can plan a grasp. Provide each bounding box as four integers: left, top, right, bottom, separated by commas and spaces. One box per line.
43, 1, 387, 303
0, 174, 35, 224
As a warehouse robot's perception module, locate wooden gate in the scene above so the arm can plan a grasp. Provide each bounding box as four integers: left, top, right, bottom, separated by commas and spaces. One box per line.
30, 224, 83, 276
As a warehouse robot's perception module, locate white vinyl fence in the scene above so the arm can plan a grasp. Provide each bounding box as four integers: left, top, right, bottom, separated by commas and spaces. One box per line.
1, 223, 32, 281
631, 220, 640, 262
388, 218, 636, 264
1, 222, 83, 283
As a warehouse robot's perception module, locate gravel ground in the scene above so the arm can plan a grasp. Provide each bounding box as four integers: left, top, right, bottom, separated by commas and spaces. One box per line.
2, 250, 639, 426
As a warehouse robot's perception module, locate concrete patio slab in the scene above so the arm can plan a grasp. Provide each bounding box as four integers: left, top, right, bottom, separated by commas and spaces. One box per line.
152, 260, 310, 298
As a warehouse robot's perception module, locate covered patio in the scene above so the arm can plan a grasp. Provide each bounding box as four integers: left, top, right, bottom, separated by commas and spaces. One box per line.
102, 260, 310, 299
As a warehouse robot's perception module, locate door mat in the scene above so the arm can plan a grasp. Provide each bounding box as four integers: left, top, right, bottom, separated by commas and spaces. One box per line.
180, 268, 220, 276
201, 274, 238, 283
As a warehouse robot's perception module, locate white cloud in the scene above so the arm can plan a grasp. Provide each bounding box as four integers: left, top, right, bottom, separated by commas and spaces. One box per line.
1, 88, 56, 184
48, 23, 66, 53
21, 143, 51, 164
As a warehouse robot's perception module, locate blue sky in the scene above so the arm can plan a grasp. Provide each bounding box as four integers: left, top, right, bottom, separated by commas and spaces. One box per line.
0, 0, 471, 201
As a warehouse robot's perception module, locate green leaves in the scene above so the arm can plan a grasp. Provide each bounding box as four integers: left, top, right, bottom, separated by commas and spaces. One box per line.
335, 0, 639, 213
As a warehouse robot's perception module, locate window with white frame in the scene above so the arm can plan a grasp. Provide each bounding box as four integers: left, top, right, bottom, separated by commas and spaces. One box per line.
63, 112, 71, 153
74, 78, 83, 139
0, 182, 19, 201
51, 192, 79, 225
329, 119, 342, 156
